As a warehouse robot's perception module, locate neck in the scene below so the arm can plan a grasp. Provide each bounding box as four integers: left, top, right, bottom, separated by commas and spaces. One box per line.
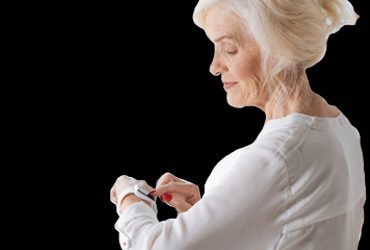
261, 74, 315, 120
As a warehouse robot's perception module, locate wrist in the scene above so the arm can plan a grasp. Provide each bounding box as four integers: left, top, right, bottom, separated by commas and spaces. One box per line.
119, 194, 144, 214
116, 184, 158, 215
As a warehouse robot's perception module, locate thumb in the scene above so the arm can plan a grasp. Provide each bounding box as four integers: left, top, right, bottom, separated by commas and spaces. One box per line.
168, 197, 192, 213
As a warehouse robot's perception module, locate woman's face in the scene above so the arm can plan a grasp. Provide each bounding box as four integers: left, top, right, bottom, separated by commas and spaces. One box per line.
204, 6, 263, 108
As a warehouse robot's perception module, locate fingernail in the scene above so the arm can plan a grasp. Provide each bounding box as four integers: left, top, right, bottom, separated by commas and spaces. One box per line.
163, 194, 172, 202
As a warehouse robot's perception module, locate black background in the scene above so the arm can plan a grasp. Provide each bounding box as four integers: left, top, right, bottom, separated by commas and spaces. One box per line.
15, 0, 369, 249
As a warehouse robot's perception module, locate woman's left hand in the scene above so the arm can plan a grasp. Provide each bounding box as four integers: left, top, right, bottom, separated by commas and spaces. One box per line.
110, 175, 154, 214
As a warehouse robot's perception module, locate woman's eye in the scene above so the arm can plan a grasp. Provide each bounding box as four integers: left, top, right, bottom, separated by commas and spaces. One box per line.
226, 50, 237, 55
223, 45, 237, 55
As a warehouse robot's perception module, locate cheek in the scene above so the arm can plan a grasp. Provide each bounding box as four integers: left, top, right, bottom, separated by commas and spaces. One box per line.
234, 55, 255, 77
234, 57, 262, 103
234, 58, 260, 88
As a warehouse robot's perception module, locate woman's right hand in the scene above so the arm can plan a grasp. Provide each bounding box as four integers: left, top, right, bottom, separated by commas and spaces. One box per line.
152, 173, 201, 213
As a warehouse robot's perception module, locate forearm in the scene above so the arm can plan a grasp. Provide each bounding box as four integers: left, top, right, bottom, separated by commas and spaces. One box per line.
119, 194, 150, 214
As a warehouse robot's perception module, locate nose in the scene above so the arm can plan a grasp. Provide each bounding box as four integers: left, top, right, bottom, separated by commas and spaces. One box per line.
209, 53, 226, 76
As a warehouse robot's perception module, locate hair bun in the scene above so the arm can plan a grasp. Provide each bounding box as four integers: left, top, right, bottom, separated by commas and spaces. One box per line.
320, 0, 359, 35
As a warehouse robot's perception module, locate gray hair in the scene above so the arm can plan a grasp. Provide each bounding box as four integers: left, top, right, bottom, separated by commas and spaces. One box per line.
193, 0, 358, 96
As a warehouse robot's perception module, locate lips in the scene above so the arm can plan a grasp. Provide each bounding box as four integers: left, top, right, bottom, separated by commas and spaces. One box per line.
223, 81, 237, 90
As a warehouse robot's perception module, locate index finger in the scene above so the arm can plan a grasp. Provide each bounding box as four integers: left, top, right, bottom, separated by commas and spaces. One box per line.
152, 182, 190, 197
156, 172, 179, 187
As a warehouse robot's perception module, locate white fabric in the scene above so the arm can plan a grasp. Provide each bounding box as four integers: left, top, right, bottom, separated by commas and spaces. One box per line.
115, 176, 138, 215
115, 177, 158, 215
116, 186, 135, 215
114, 112, 366, 250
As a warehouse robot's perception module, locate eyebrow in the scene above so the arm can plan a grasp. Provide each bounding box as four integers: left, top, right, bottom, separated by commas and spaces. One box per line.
214, 35, 234, 43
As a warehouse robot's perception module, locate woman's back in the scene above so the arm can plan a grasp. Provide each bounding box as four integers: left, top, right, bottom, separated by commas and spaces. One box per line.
256, 112, 365, 249
205, 111, 365, 249
280, 113, 364, 249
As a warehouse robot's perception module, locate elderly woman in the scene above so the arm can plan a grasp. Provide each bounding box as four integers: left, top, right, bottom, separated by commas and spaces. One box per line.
110, 0, 365, 249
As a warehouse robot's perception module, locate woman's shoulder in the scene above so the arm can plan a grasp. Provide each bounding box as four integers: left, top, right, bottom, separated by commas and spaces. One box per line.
216, 122, 301, 171
255, 113, 328, 159
229, 141, 287, 173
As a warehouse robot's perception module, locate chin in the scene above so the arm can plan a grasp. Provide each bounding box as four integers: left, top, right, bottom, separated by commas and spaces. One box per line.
226, 96, 245, 109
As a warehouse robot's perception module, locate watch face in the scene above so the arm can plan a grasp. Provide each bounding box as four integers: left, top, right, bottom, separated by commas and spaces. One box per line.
134, 185, 156, 201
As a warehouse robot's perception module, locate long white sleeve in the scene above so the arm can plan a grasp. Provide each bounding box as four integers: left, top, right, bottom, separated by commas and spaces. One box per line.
115, 147, 289, 250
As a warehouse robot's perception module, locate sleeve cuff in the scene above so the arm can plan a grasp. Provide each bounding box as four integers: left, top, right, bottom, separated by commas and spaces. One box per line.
116, 186, 135, 215
115, 201, 157, 229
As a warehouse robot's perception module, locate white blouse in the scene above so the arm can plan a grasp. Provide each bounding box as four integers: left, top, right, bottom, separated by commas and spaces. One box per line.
115, 112, 366, 250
